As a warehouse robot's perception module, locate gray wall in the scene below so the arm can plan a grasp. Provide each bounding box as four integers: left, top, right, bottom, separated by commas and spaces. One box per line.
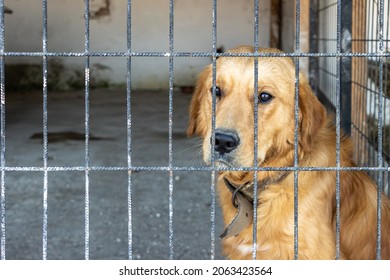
5, 0, 271, 90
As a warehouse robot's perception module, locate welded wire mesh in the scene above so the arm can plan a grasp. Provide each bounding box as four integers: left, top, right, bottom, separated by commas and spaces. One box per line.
314, 0, 388, 259
0, 0, 388, 261
352, 0, 390, 196
0, 0, 5, 262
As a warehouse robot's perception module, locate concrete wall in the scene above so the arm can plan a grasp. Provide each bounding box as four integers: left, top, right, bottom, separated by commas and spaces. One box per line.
5, 0, 271, 90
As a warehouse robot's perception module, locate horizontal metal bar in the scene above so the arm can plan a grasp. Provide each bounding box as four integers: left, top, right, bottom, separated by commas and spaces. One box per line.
352, 38, 390, 42
2, 51, 390, 58
1, 166, 389, 172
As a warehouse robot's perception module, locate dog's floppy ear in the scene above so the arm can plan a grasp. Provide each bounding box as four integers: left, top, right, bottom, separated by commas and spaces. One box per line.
298, 74, 327, 152
187, 65, 211, 137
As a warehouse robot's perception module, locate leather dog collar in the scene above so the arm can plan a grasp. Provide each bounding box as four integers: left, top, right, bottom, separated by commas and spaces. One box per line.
220, 170, 292, 239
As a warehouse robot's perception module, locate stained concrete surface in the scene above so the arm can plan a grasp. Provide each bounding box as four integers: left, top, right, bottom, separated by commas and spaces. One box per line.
2, 89, 223, 259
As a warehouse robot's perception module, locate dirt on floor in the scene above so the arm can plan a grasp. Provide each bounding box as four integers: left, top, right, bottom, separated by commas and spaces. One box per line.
2, 89, 224, 260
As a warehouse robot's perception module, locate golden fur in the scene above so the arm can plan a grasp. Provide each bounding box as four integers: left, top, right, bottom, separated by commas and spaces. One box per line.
187, 46, 390, 259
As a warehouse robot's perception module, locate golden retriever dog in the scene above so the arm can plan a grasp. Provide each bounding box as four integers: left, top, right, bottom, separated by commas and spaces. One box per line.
187, 45, 390, 259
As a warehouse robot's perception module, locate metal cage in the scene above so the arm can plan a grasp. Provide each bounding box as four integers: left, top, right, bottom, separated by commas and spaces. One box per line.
0, 0, 389, 260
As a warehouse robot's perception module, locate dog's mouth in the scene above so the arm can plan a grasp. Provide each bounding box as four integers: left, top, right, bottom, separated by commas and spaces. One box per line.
204, 150, 257, 169
213, 155, 250, 169
204, 155, 236, 168
203, 140, 261, 168
214, 159, 234, 168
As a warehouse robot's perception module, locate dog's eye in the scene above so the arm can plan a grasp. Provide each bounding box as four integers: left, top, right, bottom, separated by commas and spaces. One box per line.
259, 92, 273, 103
210, 86, 222, 98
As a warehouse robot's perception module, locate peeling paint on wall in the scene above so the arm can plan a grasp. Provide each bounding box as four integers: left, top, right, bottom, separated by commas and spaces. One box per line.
90, 0, 111, 19
5, 0, 271, 90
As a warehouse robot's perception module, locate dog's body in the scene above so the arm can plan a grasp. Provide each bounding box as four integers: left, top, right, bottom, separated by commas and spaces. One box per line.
187, 46, 390, 259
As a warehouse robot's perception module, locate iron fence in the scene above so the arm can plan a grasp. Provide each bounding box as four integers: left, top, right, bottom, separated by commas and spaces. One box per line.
313, 0, 390, 196
0, 0, 389, 260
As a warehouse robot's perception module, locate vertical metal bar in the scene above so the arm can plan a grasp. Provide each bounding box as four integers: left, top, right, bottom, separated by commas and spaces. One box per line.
210, 0, 218, 260
42, 0, 49, 261
0, 0, 6, 261
209, 164, 216, 259
335, 0, 342, 260
309, 0, 319, 93
83, 0, 91, 260
168, 0, 175, 260
293, 0, 301, 260
376, 0, 385, 260
126, 0, 133, 260
252, 0, 259, 260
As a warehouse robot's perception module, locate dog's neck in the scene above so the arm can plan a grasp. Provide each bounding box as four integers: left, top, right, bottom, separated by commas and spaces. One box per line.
220, 169, 292, 239
218, 147, 299, 239
224, 170, 292, 200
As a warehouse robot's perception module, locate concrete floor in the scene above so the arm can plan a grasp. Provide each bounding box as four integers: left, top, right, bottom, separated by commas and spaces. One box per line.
2, 89, 223, 260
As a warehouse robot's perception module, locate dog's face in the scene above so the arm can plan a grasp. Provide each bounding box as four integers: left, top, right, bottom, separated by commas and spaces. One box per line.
188, 46, 326, 168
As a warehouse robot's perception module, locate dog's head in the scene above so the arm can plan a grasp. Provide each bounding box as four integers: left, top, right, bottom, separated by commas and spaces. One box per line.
188, 46, 326, 168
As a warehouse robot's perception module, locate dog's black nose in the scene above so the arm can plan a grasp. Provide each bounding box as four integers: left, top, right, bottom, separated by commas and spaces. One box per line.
213, 131, 240, 154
